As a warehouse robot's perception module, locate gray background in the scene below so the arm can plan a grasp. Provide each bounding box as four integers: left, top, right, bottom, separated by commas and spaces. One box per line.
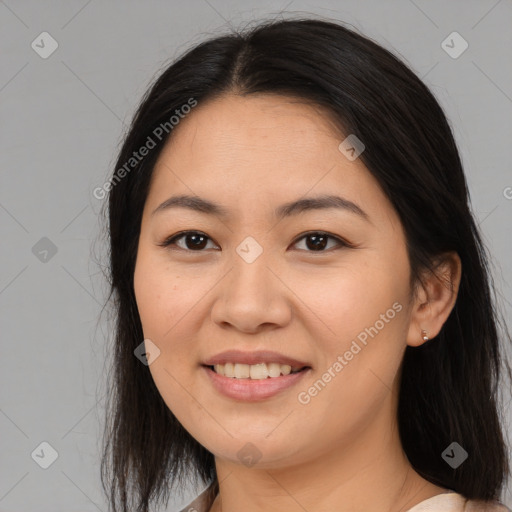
1, 1, 511, 510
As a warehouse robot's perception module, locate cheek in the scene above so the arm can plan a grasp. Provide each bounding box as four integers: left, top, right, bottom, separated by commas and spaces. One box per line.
297, 259, 409, 394
133, 255, 162, 336
133, 249, 188, 338
133, 250, 214, 375
292, 260, 403, 342
296, 286, 407, 445
133, 254, 200, 414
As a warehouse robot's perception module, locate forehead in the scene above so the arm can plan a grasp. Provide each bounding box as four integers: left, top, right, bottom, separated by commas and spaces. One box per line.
146, 93, 396, 227
168, 93, 344, 158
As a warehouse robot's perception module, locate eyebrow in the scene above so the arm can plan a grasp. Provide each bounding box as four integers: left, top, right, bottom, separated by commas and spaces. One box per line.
151, 193, 370, 223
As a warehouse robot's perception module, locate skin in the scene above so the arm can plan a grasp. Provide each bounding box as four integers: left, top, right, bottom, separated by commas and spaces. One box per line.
133, 93, 462, 512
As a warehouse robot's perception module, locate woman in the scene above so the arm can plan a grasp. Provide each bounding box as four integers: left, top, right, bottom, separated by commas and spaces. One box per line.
99, 17, 512, 512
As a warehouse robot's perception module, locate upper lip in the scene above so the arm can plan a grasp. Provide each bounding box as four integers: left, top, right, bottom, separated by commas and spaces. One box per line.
202, 350, 311, 368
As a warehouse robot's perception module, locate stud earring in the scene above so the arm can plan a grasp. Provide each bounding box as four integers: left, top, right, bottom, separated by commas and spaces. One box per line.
421, 329, 429, 342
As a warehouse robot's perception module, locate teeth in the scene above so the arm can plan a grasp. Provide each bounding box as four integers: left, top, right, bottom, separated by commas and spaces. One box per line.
213, 362, 304, 379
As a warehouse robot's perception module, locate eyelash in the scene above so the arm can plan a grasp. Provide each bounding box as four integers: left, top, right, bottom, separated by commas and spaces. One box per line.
158, 230, 352, 254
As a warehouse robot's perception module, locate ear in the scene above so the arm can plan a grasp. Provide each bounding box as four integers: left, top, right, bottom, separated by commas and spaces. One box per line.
406, 251, 462, 347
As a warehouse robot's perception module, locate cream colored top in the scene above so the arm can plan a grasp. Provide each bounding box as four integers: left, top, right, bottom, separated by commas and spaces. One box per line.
178, 487, 511, 512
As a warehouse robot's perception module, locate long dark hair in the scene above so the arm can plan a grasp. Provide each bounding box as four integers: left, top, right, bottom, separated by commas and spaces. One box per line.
98, 16, 511, 512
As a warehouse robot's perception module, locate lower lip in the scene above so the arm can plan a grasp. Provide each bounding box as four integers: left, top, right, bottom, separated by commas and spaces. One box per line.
202, 365, 311, 402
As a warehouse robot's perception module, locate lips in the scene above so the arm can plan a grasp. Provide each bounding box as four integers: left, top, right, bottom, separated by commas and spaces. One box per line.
202, 349, 311, 369
203, 364, 312, 401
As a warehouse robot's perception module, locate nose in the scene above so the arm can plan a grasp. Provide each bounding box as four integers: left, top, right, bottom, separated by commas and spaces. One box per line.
210, 250, 292, 334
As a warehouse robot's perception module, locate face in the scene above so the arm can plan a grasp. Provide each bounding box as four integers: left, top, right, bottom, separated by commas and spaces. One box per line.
133, 93, 416, 468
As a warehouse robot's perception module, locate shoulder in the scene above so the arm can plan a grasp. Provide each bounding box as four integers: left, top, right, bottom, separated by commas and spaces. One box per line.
177, 484, 217, 512
177, 493, 208, 512
406, 492, 510, 512
465, 499, 511, 512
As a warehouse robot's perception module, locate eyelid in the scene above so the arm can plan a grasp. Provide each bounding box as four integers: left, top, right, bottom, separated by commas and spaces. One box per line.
291, 231, 351, 250
158, 230, 219, 250
158, 230, 353, 252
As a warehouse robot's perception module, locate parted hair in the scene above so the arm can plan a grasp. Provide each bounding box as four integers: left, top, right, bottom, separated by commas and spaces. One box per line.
99, 16, 511, 512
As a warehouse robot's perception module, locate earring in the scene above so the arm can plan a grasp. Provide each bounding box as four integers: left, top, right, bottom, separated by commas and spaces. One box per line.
421, 329, 429, 342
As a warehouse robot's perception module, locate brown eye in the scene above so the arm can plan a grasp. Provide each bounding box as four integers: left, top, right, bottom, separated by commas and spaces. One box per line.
160, 231, 217, 251
293, 232, 348, 252
159, 230, 349, 253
